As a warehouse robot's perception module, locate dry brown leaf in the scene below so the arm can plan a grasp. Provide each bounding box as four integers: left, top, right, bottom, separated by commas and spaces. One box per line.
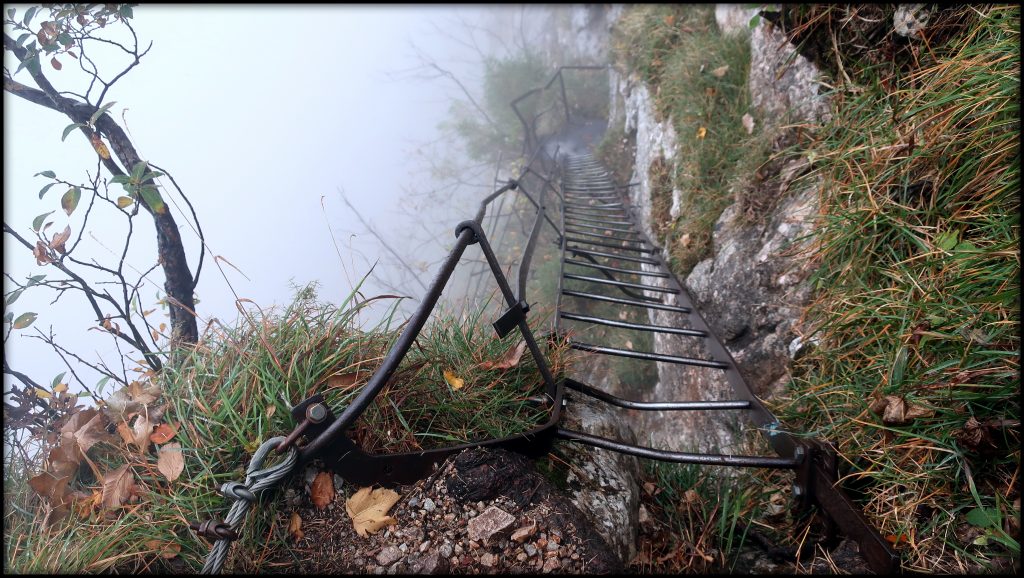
711, 64, 730, 77
116, 420, 136, 447
156, 442, 184, 482
288, 511, 304, 541
101, 464, 134, 509
327, 372, 367, 391
874, 395, 933, 426
149, 422, 177, 444
48, 437, 82, 479
132, 413, 152, 452
28, 473, 72, 506
310, 471, 335, 509
443, 369, 464, 391
33, 240, 52, 265
481, 340, 528, 371
696, 127, 707, 140
60, 408, 110, 453
345, 487, 400, 537
50, 225, 71, 254
145, 539, 182, 559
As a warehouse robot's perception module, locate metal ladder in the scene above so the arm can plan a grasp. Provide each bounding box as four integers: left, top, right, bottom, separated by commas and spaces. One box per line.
550, 151, 899, 572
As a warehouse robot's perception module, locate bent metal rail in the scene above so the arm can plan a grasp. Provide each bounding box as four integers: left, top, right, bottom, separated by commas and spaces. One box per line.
268, 66, 898, 573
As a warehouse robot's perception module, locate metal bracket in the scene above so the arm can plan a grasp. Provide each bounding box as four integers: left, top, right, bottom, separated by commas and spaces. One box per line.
793, 439, 899, 574
493, 300, 529, 338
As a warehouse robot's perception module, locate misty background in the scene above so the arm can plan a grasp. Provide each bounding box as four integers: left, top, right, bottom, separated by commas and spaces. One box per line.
3, 5, 564, 399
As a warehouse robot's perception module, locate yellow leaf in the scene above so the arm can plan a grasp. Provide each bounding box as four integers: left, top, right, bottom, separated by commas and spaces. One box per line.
310, 471, 335, 509
89, 132, 111, 160
53, 382, 68, 394
696, 127, 707, 140
34, 387, 52, 399
443, 369, 464, 391
156, 442, 184, 482
345, 487, 400, 537
288, 511, 304, 541
145, 539, 181, 559
116, 196, 134, 208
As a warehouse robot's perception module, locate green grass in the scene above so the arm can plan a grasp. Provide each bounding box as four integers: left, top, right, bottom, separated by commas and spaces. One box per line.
3, 281, 573, 573
612, 5, 773, 275
772, 5, 1020, 572
603, 3, 1019, 573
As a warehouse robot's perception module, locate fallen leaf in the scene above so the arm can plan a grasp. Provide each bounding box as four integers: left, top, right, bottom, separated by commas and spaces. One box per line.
156, 442, 184, 482
696, 127, 707, 140
288, 511, 304, 541
742, 113, 755, 135
116, 420, 136, 446
711, 64, 730, 77
328, 372, 365, 390
872, 395, 934, 426
28, 472, 72, 506
345, 486, 400, 537
481, 340, 528, 371
101, 464, 134, 509
310, 471, 335, 509
443, 369, 464, 391
132, 413, 152, 452
61, 408, 111, 453
150, 422, 177, 444
48, 437, 82, 479
145, 539, 182, 559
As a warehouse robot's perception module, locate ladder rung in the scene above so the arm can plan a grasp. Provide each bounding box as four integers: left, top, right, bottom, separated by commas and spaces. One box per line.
563, 202, 623, 209
562, 290, 690, 313
565, 222, 640, 235
563, 273, 677, 293
569, 341, 729, 369
560, 311, 706, 336
556, 428, 799, 468
565, 215, 634, 227
563, 259, 667, 278
566, 238, 655, 254
564, 228, 649, 244
566, 379, 750, 411
567, 247, 660, 265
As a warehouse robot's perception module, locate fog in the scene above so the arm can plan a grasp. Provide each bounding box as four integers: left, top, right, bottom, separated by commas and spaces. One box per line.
3, 6, 547, 397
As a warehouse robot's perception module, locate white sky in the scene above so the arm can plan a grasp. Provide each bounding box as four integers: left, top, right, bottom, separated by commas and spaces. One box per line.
4, 5, 515, 397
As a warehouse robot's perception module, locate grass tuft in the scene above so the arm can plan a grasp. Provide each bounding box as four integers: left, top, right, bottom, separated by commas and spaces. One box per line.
4, 282, 573, 573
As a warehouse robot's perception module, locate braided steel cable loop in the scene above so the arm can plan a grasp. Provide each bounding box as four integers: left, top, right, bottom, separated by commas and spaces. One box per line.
201, 436, 298, 574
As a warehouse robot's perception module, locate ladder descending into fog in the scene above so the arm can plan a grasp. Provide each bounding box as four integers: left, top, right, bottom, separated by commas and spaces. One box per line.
551, 151, 898, 573
553, 151, 786, 465
551, 150, 838, 467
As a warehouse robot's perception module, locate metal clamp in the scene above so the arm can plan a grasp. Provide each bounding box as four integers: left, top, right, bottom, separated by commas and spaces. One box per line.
190, 519, 239, 542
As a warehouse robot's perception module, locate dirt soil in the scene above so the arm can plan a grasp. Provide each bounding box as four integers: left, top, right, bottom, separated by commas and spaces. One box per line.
258, 447, 621, 574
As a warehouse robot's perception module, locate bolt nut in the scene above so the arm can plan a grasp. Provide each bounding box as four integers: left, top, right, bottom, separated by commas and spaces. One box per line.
306, 403, 327, 423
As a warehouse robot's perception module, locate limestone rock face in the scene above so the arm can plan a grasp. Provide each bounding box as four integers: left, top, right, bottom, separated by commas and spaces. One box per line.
749, 14, 831, 126
605, 5, 831, 457
559, 393, 642, 565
